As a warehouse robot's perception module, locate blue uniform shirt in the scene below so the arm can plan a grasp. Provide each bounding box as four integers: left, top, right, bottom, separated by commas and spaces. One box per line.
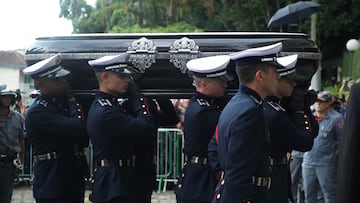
264, 96, 314, 203
86, 91, 156, 202
303, 110, 344, 166
176, 92, 228, 201
183, 92, 228, 157
217, 85, 271, 203
264, 96, 314, 158
25, 94, 88, 199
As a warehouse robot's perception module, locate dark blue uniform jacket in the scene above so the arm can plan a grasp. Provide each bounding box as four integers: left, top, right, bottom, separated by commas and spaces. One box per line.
133, 98, 179, 203
216, 85, 271, 203
175, 92, 227, 202
263, 96, 314, 203
86, 91, 156, 202
25, 94, 88, 200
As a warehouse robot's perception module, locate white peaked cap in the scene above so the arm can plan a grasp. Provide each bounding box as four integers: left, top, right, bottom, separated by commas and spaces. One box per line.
186, 55, 233, 81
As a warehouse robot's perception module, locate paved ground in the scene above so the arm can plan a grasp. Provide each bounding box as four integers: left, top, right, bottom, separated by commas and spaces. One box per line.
12, 185, 176, 203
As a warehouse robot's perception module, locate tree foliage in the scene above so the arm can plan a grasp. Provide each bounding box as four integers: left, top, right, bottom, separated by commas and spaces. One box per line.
316, 0, 360, 59
59, 0, 360, 57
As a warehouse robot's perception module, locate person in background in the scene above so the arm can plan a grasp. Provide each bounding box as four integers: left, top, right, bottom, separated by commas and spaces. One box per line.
263, 54, 318, 203
214, 42, 287, 203
172, 99, 189, 130
13, 89, 24, 115
0, 87, 24, 203
289, 149, 305, 202
23, 53, 88, 203
28, 90, 40, 106
0, 84, 6, 91
302, 91, 344, 203
23, 90, 40, 117
337, 77, 360, 117
87, 53, 156, 203
175, 55, 233, 203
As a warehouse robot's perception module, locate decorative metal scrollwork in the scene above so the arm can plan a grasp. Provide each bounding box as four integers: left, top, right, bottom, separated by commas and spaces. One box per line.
127, 37, 157, 54
169, 54, 199, 73
127, 37, 157, 76
128, 54, 156, 73
169, 37, 200, 73
169, 37, 199, 53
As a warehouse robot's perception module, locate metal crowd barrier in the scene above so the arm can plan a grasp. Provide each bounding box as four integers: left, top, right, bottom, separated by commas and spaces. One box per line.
156, 128, 184, 193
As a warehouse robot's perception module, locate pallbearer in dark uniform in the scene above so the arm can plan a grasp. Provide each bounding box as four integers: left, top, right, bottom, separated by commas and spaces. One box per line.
134, 98, 179, 203
262, 54, 317, 203
23, 53, 89, 203
214, 43, 293, 203
175, 55, 233, 203
87, 53, 156, 203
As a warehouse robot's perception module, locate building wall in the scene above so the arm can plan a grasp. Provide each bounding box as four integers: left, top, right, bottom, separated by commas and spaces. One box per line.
0, 67, 21, 90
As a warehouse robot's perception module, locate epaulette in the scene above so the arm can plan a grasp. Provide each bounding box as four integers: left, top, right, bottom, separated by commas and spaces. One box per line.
249, 95, 263, 106
36, 99, 48, 107
97, 98, 112, 107
197, 98, 211, 107
266, 101, 285, 112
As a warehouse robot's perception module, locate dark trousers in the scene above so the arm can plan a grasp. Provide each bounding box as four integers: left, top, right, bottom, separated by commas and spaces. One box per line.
95, 197, 134, 203
177, 199, 209, 203
36, 199, 82, 203
135, 193, 152, 203
0, 163, 15, 203
134, 160, 156, 203
36, 195, 83, 203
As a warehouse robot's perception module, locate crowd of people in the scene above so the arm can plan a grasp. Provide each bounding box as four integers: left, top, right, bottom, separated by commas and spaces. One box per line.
0, 42, 357, 203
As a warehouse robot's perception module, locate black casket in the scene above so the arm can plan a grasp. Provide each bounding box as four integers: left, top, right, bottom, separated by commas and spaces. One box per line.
25, 32, 321, 109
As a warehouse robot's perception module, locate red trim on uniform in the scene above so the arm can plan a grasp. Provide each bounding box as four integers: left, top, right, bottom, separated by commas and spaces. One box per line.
215, 124, 219, 144
316, 116, 323, 121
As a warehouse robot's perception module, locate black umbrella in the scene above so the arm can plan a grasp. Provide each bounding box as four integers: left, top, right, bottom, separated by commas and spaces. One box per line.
267, 1, 321, 27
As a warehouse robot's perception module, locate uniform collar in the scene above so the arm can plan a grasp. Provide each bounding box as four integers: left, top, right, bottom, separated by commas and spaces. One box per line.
265, 95, 280, 103
239, 84, 263, 105
39, 93, 67, 104
95, 91, 119, 104
322, 109, 335, 119
0, 109, 10, 118
194, 91, 226, 105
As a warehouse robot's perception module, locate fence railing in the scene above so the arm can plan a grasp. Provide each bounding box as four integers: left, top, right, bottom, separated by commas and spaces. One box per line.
156, 128, 184, 193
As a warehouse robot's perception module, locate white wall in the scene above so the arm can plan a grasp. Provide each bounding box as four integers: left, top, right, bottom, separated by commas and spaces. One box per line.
0, 67, 20, 90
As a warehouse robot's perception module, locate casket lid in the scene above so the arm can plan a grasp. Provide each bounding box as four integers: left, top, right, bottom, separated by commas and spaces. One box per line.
25, 32, 321, 98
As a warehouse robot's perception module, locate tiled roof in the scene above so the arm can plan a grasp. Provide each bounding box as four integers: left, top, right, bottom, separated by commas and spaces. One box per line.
0, 51, 26, 68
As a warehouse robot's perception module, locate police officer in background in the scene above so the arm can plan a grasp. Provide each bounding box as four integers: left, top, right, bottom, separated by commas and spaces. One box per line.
263, 54, 318, 203
214, 43, 292, 203
87, 53, 156, 203
0, 86, 24, 203
175, 55, 233, 203
23, 53, 88, 203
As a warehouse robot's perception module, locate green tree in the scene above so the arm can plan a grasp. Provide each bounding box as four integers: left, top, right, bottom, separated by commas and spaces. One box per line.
58, 0, 360, 55
59, 0, 94, 33
316, 0, 360, 60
